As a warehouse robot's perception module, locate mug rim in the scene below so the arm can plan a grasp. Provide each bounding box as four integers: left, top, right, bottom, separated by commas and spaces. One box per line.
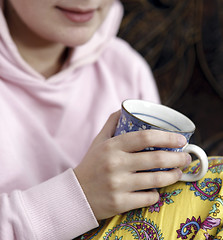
122, 99, 196, 134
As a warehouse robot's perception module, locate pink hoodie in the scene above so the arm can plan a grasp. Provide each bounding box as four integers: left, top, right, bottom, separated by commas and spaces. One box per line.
0, 0, 160, 239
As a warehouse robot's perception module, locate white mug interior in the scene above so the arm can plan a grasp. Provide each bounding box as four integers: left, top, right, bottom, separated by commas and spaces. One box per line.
123, 99, 195, 133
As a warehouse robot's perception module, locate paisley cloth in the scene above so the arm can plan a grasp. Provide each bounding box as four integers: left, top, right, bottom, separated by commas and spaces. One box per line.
75, 156, 223, 240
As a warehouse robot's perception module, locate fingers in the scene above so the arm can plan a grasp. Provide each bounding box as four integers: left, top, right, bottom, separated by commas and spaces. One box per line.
126, 151, 192, 172
113, 129, 187, 153
99, 189, 160, 219
80, 115, 191, 219
126, 168, 182, 192
120, 190, 160, 212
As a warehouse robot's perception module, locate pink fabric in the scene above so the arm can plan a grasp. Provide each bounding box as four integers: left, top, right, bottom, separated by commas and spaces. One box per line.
0, 0, 160, 239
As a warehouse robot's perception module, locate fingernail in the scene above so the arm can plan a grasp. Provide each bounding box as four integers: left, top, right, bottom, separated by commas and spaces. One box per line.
178, 135, 186, 147
186, 153, 192, 165
177, 169, 183, 178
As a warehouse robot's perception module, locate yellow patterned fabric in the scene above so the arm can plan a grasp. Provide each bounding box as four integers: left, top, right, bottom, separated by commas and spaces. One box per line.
74, 156, 223, 240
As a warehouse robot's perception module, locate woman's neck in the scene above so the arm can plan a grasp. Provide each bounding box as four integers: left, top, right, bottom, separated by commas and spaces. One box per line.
4, 1, 69, 79
14, 38, 69, 78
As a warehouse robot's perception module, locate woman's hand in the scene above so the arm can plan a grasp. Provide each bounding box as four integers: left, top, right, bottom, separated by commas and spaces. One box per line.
74, 111, 191, 220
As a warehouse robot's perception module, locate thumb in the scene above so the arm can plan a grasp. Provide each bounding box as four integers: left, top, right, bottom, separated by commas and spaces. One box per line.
94, 110, 121, 144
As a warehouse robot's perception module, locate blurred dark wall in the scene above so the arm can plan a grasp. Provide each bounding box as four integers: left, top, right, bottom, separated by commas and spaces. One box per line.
119, 0, 223, 156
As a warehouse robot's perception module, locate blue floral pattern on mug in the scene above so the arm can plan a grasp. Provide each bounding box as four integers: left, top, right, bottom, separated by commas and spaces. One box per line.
114, 107, 192, 172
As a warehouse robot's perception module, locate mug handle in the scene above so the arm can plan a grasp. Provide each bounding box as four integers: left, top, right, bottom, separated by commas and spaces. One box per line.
180, 144, 209, 182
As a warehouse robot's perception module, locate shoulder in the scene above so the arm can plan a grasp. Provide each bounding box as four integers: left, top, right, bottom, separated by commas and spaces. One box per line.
96, 37, 160, 103
102, 37, 149, 70
99, 37, 155, 87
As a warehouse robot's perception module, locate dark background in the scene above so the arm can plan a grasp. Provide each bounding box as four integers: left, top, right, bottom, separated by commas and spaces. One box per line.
119, 0, 223, 156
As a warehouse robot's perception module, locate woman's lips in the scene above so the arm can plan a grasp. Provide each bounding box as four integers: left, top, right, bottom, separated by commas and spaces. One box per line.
57, 7, 95, 23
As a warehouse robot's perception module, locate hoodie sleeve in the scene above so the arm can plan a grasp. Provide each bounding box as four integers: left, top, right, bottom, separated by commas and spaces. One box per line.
0, 169, 98, 240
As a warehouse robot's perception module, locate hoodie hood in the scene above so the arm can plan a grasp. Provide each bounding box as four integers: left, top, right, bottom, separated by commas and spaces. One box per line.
0, 0, 123, 84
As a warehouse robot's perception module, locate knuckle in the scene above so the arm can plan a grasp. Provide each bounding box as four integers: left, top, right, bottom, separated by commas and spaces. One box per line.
101, 140, 114, 154
107, 177, 122, 192
154, 152, 166, 167
151, 169, 182, 189
152, 173, 164, 188
108, 194, 122, 212
103, 157, 121, 174
101, 142, 120, 174
137, 130, 152, 145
